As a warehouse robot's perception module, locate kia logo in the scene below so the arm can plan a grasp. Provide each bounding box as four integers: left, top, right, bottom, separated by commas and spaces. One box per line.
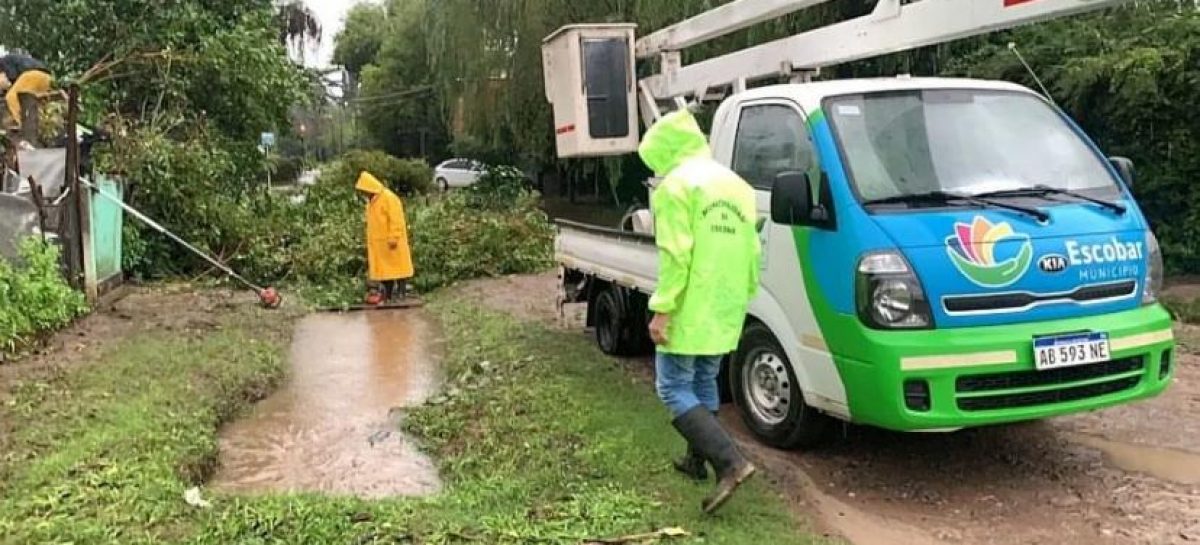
1039, 254, 1068, 273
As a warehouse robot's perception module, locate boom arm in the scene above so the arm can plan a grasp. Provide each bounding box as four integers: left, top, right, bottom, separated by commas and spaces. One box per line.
636, 0, 836, 59
640, 0, 1133, 101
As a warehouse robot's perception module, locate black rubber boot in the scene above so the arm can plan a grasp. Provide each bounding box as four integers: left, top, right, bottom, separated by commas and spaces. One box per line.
672, 444, 708, 481
671, 406, 757, 514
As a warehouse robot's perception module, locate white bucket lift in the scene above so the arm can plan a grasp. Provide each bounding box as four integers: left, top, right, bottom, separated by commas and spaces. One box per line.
542, 24, 639, 158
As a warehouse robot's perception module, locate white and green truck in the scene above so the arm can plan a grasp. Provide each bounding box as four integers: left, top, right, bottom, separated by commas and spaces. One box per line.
545, 0, 1175, 447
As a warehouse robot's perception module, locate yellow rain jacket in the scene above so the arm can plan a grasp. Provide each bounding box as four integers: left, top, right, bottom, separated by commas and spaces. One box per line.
355, 172, 414, 281
639, 110, 760, 356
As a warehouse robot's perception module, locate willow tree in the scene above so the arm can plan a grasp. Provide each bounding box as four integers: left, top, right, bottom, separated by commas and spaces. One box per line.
278, 0, 323, 63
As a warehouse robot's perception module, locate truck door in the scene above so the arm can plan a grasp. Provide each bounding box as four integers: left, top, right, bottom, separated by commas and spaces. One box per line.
719, 99, 850, 418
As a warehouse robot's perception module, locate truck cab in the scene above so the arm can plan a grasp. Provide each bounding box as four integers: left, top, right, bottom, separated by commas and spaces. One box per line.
704, 77, 1173, 445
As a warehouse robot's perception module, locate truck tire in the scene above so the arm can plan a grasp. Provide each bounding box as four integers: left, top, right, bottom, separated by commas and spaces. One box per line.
594, 288, 638, 356
730, 322, 832, 449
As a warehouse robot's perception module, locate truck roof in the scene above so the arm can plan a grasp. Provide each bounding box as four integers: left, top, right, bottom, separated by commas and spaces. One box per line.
729, 76, 1038, 112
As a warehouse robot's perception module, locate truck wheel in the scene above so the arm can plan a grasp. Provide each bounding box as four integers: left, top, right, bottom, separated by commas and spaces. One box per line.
731, 322, 832, 449
594, 288, 633, 356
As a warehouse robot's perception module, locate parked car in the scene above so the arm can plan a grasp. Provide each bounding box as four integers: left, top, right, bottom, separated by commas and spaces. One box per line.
433, 158, 486, 190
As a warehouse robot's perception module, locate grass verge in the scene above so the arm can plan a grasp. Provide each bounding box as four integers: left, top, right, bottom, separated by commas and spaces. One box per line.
0, 300, 299, 543
0, 294, 819, 544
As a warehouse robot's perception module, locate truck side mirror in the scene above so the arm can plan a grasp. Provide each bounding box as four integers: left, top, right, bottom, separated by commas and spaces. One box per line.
771, 171, 814, 226
1109, 156, 1135, 188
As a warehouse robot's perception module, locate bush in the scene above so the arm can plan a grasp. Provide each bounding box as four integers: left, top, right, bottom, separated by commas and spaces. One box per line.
320, 150, 433, 195
110, 135, 550, 306
269, 154, 306, 185
409, 190, 555, 292
107, 127, 274, 280
0, 239, 88, 353
465, 165, 537, 210
287, 178, 554, 304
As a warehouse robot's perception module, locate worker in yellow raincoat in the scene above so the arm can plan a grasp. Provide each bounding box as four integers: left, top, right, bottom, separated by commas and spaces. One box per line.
355, 171, 413, 303
0, 53, 53, 131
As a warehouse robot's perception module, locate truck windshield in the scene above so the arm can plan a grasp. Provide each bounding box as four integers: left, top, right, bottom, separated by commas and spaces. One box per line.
825, 90, 1120, 206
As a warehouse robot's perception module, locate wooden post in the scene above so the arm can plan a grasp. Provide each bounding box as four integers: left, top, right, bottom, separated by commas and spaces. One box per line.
28, 176, 48, 243
65, 85, 95, 300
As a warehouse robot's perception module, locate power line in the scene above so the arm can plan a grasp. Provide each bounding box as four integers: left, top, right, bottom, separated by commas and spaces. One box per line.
344, 86, 433, 105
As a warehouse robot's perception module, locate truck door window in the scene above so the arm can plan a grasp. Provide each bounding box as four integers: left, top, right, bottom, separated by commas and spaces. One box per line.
731, 105, 814, 191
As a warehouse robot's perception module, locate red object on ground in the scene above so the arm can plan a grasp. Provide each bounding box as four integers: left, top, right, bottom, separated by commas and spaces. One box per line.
258, 287, 283, 309
364, 292, 383, 306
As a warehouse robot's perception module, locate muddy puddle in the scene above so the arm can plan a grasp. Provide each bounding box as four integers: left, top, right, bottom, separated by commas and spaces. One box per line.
211, 311, 443, 498
1070, 432, 1200, 485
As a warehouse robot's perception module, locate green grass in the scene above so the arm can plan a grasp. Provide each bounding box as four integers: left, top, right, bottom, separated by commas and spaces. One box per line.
0, 295, 819, 544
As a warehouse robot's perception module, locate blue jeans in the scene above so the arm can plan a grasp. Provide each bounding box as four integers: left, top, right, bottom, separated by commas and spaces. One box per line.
655, 352, 724, 417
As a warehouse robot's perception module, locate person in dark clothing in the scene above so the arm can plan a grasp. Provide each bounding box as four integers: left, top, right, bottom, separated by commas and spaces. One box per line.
0, 54, 53, 130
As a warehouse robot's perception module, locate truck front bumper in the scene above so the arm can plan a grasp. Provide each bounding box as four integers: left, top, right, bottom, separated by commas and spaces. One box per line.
838, 304, 1176, 431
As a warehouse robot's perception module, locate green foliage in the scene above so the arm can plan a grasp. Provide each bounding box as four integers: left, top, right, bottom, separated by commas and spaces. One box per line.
0, 0, 306, 137
287, 155, 554, 303
409, 191, 554, 292
116, 143, 551, 305
322, 150, 434, 195
465, 165, 537, 210
1, 0, 309, 285
107, 126, 277, 279
0, 240, 88, 353
354, 0, 449, 159
0, 300, 294, 543
447, 135, 513, 166
332, 3, 390, 77
268, 154, 306, 185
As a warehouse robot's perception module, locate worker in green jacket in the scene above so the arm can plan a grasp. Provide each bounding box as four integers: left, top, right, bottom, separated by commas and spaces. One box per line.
638, 109, 760, 514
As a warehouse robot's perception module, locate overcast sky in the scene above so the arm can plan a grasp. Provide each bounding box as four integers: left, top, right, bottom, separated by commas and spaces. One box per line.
299, 0, 378, 68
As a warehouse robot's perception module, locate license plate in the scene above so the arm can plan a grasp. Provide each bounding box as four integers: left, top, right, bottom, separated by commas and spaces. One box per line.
1034, 332, 1111, 371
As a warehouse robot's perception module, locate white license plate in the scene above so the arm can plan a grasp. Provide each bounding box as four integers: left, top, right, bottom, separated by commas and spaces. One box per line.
1034, 332, 1111, 371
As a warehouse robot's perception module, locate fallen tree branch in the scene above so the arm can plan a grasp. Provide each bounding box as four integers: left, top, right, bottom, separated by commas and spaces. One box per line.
582, 527, 690, 544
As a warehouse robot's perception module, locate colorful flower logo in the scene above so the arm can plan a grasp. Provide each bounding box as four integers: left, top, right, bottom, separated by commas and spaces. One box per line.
946, 216, 1034, 287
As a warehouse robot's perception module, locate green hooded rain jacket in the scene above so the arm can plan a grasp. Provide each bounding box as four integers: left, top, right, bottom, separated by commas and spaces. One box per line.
638, 110, 760, 356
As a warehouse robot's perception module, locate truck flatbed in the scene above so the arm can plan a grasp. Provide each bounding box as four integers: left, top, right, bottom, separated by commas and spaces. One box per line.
555, 219, 658, 295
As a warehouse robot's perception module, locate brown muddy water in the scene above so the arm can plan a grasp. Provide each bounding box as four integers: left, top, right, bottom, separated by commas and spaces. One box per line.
210, 311, 443, 498
1070, 432, 1200, 485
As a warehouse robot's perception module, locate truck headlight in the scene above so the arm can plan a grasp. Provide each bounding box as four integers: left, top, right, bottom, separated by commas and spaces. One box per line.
1144, 230, 1163, 305
856, 252, 933, 329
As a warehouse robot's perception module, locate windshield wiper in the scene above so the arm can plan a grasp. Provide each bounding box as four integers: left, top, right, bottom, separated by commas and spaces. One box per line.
864, 190, 1049, 222
974, 185, 1126, 215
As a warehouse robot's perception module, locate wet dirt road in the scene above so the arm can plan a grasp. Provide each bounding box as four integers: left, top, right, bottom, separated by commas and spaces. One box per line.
211, 311, 443, 498
458, 274, 1200, 545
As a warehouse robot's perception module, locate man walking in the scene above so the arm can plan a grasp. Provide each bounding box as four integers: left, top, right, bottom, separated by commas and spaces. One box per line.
638, 109, 760, 514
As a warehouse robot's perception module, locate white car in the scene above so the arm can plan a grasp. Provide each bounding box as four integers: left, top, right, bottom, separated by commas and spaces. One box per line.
433, 158, 486, 190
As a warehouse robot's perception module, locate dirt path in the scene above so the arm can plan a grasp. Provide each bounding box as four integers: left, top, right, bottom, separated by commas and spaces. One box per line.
459, 273, 1200, 545
0, 285, 256, 400
0, 285, 272, 471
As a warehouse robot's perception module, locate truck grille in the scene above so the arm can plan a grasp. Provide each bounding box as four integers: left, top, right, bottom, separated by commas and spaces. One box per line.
955, 356, 1144, 412
943, 280, 1137, 314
